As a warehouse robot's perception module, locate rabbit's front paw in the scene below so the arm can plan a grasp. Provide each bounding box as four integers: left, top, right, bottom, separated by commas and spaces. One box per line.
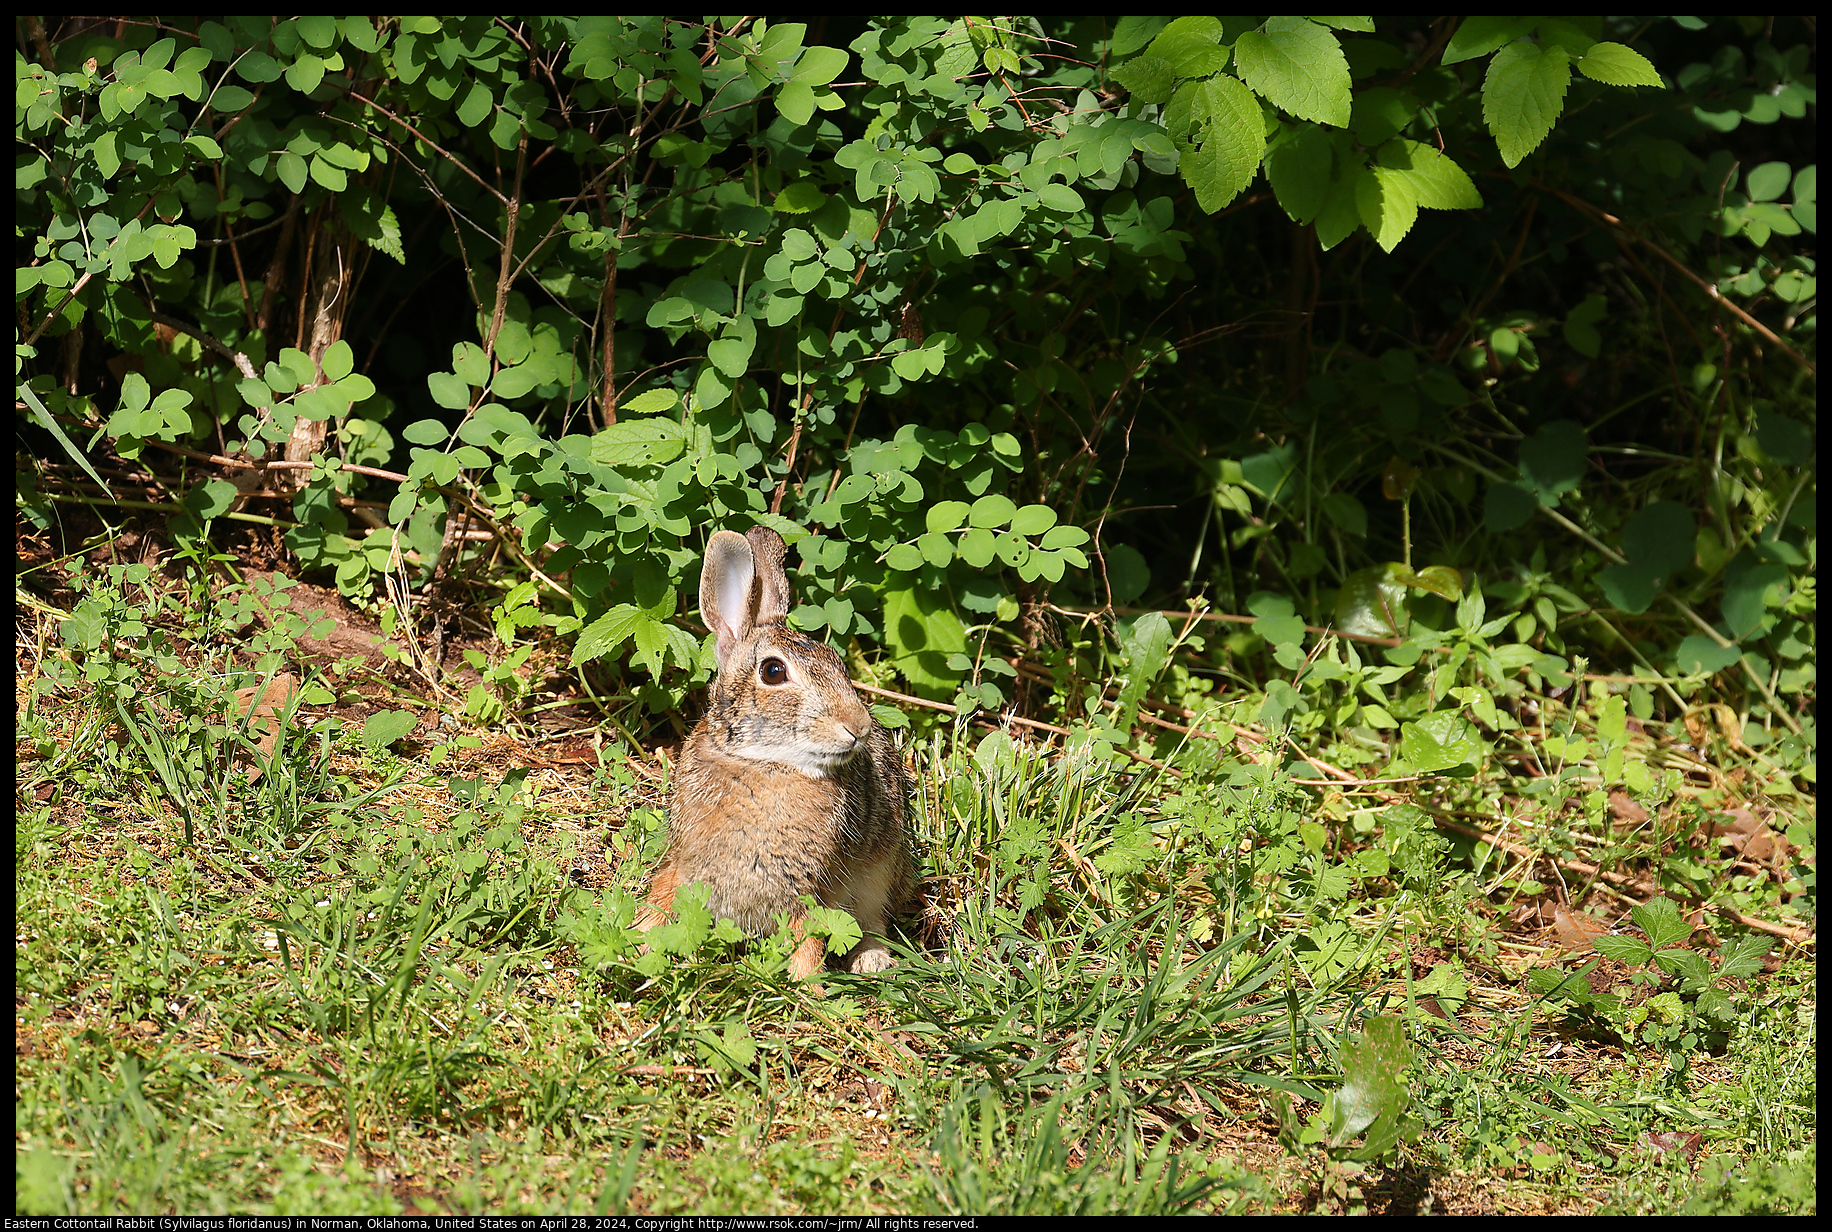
846, 941, 896, 974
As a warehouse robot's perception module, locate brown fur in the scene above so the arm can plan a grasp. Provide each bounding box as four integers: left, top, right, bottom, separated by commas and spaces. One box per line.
634, 527, 912, 980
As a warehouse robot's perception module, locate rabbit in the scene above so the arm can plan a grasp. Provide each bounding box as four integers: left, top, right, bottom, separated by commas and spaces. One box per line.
633, 525, 913, 981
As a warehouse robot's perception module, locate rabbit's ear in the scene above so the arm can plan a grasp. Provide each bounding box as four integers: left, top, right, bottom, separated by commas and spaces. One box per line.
744, 526, 793, 625
701, 530, 758, 665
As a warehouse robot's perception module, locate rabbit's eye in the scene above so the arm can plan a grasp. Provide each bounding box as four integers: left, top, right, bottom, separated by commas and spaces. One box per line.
760, 657, 789, 685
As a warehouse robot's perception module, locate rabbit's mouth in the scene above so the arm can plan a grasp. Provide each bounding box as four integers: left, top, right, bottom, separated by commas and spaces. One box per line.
726, 725, 868, 777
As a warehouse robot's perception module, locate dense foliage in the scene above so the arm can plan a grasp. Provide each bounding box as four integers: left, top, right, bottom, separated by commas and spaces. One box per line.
13, 16, 1816, 1216
16, 16, 1815, 759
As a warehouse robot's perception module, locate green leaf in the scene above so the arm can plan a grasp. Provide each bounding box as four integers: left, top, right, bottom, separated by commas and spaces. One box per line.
926, 500, 971, 533
361, 710, 418, 750
452, 343, 491, 387
1349, 86, 1418, 146
1264, 123, 1335, 223
1630, 897, 1693, 951
1234, 17, 1352, 128
1483, 481, 1537, 532
1484, 41, 1571, 168
969, 493, 1017, 528
885, 542, 924, 571
1331, 1016, 1410, 1146
402, 418, 448, 446
1321, 491, 1367, 537
1441, 16, 1535, 66
1754, 412, 1812, 465
1375, 140, 1483, 210
792, 45, 848, 85
1009, 504, 1058, 536
1146, 16, 1226, 79
427, 371, 472, 410
1038, 182, 1085, 214
285, 53, 325, 94
319, 338, 354, 381
1166, 75, 1267, 212
881, 582, 967, 696
1358, 165, 1418, 252
1722, 559, 1788, 639
620, 388, 681, 417
1592, 934, 1654, 965
275, 150, 308, 193
707, 333, 754, 378
1111, 54, 1175, 105
1620, 501, 1694, 577
1518, 420, 1587, 500
1398, 711, 1481, 773
591, 419, 688, 468
1409, 565, 1462, 601
456, 80, 493, 127
1674, 635, 1740, 675
1313, 162, 1367, 249
20, 382, 109, 491
1111, 16, 1170, 57
775, 80, 815, 126
1576, 42, 1663, 89
1596, 562, 1664, 615
571, 603, 647, 666
958, 527, 996, 568
1104, 543, 1150, 603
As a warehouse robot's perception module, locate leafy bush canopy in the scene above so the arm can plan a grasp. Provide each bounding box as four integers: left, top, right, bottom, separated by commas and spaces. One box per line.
16, 15, 1815, 747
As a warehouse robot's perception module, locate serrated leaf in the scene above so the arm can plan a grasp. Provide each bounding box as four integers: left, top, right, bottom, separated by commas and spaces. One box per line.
1591, 933, 1654, 965
1166, 75, 1267, 213
1577, 42, 1662, 89
1631, 897, 1693, 951
1442, 16, 1535, 66
1265, 123, 1336, 223
1375, 139, 1483, 210
1112, 53, 1175, 105
591, 419, 687, 468
620, 388, 681, 417
1358, 165, 1418, 252
1234, 17, 1352, 128
571, 604, 647, 666
1484, 41, 1570, 168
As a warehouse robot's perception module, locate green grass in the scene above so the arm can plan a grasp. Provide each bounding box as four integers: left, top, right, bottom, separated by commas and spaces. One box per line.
13, 561, 1816, 1215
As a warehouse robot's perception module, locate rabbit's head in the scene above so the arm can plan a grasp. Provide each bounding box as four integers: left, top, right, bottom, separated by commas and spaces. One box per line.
698, 526, 875, 776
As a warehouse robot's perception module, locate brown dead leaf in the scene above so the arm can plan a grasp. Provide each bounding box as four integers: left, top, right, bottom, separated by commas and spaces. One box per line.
1712, 807, 1787, 864
232, 673, 298, 784
1607, 790, 1649, 824
1551, 905, 1610, 953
